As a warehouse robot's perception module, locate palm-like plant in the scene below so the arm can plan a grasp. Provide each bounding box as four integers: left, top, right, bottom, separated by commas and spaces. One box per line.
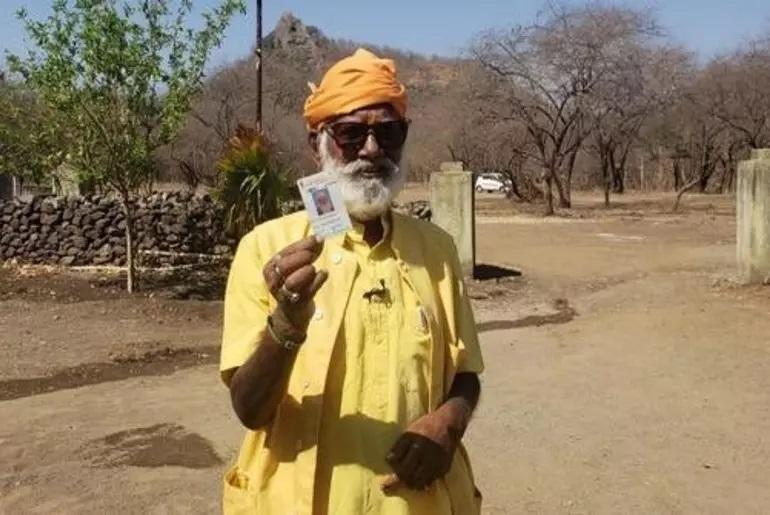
216, 125, 290, 238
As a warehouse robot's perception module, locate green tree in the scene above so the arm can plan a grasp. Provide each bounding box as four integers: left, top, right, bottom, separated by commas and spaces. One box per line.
0, 80, 66, 183
7, 0, 245, 292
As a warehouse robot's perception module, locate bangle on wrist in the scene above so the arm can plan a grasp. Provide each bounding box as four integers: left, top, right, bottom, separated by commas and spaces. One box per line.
267, 315, 305, 352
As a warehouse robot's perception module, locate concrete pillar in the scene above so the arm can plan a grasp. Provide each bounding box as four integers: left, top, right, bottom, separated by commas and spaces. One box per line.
430, 162, 475, 277
737, 149, 770, 284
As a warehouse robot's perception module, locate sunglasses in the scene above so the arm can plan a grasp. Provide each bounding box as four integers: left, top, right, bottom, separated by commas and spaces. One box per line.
323, 120, 409, 153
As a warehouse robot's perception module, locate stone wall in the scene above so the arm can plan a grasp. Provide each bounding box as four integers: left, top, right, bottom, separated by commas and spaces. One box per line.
393, 200, 431, 221
0, 194, 433, 268
0, 192, 233, 267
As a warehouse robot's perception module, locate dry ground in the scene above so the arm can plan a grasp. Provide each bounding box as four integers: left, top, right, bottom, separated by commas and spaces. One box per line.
1, 190, 769, 514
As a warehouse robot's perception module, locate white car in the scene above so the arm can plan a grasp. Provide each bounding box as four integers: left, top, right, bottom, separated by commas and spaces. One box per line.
475, 174, 508, 193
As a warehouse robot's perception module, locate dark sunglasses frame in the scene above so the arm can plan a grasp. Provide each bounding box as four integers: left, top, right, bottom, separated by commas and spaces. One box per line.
322, 119, 410, 153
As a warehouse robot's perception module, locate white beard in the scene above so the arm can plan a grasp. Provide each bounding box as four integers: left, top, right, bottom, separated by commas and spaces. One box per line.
318, 131, 405, 221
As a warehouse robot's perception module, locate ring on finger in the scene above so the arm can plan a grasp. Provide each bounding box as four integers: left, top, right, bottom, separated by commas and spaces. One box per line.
279, 284, 301, 304
272, 256, 284, 282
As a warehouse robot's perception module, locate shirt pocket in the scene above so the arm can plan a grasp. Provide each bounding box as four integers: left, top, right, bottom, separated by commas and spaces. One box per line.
401, 305, 433, 370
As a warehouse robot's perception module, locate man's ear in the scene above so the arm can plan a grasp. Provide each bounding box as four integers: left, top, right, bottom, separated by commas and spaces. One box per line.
308, 131, 322, 166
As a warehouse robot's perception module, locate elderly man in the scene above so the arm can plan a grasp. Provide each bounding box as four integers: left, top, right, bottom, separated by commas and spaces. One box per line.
220, 48, 484, 515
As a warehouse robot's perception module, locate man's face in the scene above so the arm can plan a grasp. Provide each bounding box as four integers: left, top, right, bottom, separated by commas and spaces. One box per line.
315, 190, 333, 214
314, 104, 408, 221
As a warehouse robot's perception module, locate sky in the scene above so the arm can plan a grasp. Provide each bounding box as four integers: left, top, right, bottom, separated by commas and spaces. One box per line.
2, 0, 769, 70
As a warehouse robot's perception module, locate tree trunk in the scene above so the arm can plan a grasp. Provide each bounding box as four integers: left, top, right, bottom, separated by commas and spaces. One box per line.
506, 172, 529, 202
672, 177, 701, 212
558, 150, 578, 209
724, 148, 737, 193
723, 163, 736, 193
552, 166, 570, 209
698, 168, 713, 193
120, 196, 137, 294
673, 160, 682, 190
612, 170, 625, 194
698, 143, 712, 193
602, 156, 611, 208
657, 146, 663, 188
612, 149, 628, 194
556, 186, 571, 208
544, 173, 554, 216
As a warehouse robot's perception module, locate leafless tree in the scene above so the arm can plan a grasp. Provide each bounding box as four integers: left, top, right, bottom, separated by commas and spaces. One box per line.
702, 43, 770, 150
472, 2, 661, 214
660, 38, 770, 210
588, 45, 691, 206
444, 63, 538, 200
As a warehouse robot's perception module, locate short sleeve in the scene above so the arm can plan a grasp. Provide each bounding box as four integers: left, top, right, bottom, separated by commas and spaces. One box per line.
449, 240, 484, 375
220, 230, 271, 386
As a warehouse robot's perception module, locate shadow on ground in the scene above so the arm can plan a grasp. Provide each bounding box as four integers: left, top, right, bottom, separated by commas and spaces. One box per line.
474, 263, 522, 281
85, 423, 222, 469
0, 346, 219, 401
477, 298, 577, 332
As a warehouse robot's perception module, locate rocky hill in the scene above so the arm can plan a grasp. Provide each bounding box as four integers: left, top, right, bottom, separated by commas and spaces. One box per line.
163, 13, 471, 186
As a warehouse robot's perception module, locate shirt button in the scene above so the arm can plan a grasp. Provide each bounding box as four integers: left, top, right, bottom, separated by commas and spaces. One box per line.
303, 380, 310, 390
313, 309, 324, 321
295, 439, 303, 451
332, 252, 343, 264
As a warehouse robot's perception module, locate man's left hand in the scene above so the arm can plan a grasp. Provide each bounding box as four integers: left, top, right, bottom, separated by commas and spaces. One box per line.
384, 402, 467, 491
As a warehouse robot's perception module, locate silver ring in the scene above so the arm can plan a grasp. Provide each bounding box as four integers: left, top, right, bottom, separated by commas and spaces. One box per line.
280, 284, 301, 304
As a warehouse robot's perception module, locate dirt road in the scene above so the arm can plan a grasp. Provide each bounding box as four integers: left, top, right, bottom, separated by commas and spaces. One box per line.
2, 193, 769, 514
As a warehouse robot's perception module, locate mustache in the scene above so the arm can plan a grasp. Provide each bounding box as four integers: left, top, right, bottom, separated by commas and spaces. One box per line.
341, 157, 398, 178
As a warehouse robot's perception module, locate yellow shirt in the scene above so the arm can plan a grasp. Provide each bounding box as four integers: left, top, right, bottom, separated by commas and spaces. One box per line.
220, 211, 484, 515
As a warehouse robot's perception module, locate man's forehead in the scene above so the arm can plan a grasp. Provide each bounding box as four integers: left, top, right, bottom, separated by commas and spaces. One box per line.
333, 104, 401, 124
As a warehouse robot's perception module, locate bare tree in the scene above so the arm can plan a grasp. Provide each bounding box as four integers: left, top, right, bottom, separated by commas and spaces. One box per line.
444, 63, 538, 200
472, 2, 661, 214
160, 44, 317, 187
702, 43, 770, 150
588, 45, 691, 206
662, 39, 770, 210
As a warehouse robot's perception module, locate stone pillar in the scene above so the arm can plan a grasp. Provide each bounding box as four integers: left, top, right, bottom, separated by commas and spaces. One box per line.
430, 162, 475, 277
737, 149, 770, 284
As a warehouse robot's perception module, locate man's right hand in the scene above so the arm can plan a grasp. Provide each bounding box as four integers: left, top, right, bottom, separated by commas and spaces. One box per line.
228, 236, 327, 429
263, 236, 328, 337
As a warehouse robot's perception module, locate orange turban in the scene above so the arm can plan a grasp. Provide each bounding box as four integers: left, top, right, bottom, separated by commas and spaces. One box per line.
303, 48, 407, 130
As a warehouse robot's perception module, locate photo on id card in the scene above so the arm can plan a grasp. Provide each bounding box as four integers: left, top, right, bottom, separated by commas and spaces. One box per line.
297, 172, 352, 238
